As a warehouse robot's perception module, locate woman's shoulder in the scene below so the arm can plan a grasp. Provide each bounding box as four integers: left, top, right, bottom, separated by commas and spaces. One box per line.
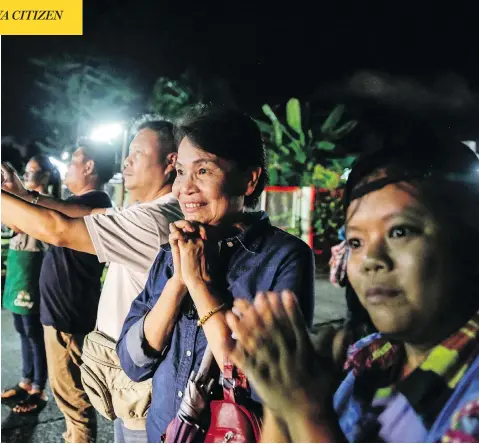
443, 397, 479, 442
437, 357, 479, 442
151, 244, 173, 269
251, 213, 312, 254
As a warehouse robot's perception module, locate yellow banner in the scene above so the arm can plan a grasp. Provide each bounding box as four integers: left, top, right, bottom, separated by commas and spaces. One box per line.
0, 0, 82, 35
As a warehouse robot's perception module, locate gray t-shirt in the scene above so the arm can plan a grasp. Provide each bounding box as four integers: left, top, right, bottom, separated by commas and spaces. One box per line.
85, 193, 183, 340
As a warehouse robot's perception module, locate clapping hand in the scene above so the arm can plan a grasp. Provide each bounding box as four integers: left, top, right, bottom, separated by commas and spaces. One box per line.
224, 291, 338, 421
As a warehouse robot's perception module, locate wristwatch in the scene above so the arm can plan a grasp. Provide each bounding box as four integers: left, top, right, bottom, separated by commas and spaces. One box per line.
28, 190, 40, 205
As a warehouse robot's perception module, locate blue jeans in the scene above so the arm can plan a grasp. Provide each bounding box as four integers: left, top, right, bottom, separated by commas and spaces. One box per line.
12, 313, 47, 391
114, 418, 147, 443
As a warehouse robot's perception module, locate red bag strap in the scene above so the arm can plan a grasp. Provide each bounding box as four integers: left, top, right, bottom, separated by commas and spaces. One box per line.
222, 355, 250, 403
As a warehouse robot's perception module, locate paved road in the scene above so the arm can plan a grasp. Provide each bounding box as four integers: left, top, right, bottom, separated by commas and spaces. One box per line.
1, 278, 346, 443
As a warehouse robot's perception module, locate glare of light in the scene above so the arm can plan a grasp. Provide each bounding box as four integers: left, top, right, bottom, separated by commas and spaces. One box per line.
49, 157, 68, 180
61, 151, 70, 161
463, 140, 477, 153
90, 123, 124, 142
341, 168, 352, 180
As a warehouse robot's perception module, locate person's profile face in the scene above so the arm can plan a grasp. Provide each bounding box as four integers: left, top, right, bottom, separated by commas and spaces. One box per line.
123, 128, 167, 192
172, 136, 244, 226
64, 147, 87, 189
346, 182, 454, 342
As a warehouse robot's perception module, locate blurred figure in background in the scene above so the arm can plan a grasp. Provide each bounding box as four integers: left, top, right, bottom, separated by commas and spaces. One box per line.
2, 140, 114, 443
1, 156, 61, 414
1, 118, 182, 443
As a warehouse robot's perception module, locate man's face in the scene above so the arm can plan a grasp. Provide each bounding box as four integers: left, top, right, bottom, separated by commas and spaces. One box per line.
123, 128, 173, 196
64, 147, 89, 191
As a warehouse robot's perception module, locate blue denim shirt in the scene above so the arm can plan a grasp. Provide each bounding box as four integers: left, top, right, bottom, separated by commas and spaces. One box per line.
117, 212, 315, 442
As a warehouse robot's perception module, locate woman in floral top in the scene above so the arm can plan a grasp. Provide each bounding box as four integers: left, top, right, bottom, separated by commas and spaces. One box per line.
224, 126, 479, 442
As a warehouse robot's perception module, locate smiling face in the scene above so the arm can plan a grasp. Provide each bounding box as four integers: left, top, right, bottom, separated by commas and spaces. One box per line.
346, 182, 457, 342
172, 137, 247, 226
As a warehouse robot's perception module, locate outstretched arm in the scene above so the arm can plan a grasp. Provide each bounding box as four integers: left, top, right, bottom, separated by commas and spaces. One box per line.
22, 191, 106, 218
2, 161, 105, 218
1, 191, 95, 254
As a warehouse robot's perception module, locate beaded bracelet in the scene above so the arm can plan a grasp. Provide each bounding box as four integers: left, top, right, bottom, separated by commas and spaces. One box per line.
197, 303, 226, 327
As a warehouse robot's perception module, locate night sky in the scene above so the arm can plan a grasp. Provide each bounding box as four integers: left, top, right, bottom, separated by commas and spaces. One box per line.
3, 1, 479, 143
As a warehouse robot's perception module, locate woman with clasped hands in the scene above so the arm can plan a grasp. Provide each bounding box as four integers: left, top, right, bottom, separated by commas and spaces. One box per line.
116, 107, 315, 443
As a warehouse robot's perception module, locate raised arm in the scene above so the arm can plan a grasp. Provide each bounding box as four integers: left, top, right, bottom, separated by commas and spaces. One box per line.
1, 191, 96, 254
2, 162, 105, 218
23, 192, 105, 218
117, 248, 188, 382
170, 221, 233, 370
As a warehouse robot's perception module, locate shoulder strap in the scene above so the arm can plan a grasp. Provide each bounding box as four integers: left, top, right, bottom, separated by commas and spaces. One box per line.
195, 346, 251, 403
222, 355, 250, 403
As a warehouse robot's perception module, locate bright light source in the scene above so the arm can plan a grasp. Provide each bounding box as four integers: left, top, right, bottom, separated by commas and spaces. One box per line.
49, 157, 68, 180
90, 123, 123, 142
341, 168, 352, 180
463, 141, 477, 153
61, 151, 70, 161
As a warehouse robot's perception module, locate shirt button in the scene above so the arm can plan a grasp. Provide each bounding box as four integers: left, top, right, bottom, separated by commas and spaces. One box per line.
186, 350, 192, 357
177, 391, 183, 398
226, 241, 234, 247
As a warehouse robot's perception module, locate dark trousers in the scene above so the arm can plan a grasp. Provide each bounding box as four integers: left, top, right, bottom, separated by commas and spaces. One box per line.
12, 313, 48, 391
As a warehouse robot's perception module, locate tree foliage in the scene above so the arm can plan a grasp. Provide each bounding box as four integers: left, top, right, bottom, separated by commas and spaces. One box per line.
257, 99, 358, 247
148, 75, 198, 119
257, 98, 357, 187
29, 55, 141, 155
148, 71, 236, 120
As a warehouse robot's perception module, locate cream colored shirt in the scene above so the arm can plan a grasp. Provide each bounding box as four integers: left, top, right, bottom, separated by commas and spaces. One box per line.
85, 193, 183, 340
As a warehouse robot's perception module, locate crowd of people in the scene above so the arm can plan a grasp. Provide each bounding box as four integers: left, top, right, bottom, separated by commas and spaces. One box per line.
1, 107, 479, 443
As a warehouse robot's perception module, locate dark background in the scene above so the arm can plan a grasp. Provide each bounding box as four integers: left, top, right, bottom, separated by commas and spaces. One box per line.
3, 1, 479, 142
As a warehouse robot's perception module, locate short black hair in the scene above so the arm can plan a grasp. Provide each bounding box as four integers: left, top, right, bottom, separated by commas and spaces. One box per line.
175, 106, 268, 208
130, 113, 177, 161
77, 138, 115, 185
344, 127, 479, 208
128, 114, 177, 184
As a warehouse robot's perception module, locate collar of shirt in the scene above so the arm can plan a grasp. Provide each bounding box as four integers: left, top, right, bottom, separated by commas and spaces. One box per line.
159, 211, 270, 255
